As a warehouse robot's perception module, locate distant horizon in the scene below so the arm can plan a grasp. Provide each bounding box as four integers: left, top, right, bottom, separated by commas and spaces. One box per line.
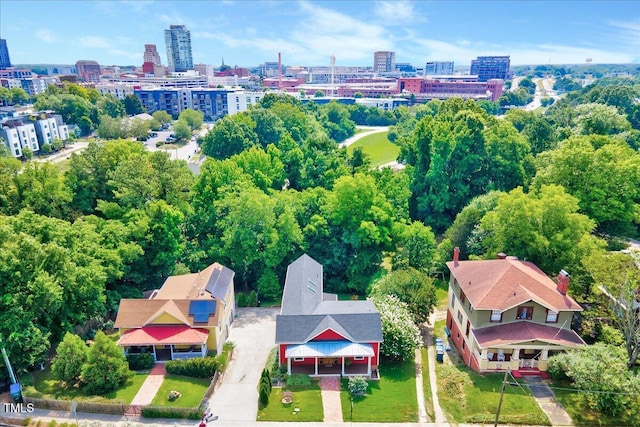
1, 1, 638, 67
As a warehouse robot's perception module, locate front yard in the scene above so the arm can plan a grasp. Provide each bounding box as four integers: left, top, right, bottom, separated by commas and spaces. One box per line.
553, 386, 639, 427
257, 383, 323, 422
150, 374, 210, 408
339, 358, 418, 423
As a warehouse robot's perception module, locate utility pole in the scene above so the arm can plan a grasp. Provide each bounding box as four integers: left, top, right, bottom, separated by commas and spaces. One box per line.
494, 369, 509, 427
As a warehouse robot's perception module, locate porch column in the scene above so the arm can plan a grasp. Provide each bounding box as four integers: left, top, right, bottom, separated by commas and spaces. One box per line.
314, 358, 318, 376
510, 348, 520, 370
512, 348, 520, 360
481, 348, 488, 359
538, 349, 550, 371
170, 345, 174, 360
153, 346, 157, 361
201, 344, 206, 357
341, 357, 345, 376
287, 357, 291, 375
367, 356, 371, 376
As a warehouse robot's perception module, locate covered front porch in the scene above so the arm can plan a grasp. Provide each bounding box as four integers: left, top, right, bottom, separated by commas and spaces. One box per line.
471, 321, 586, 373
285, 341, 377, 378
117, 325, 209, 361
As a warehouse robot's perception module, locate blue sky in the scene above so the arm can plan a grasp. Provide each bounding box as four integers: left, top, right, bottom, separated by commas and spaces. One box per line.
1, 0, 639, 67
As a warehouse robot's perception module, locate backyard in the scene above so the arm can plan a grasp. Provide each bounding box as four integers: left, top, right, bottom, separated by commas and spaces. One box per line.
346, 131, 399, 168
339, 358, 418, 423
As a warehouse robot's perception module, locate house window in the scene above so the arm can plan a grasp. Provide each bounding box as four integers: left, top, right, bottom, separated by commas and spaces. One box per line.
450, 293, 455, 308
459, 289, 466, 304
546, 310, 558, 323
465, 320, 470, 337
354, 356, 365, 361
457, 310, 463, 324
293, 357, 304, 362
490, 310, 502, 322
517, 306, 533, 320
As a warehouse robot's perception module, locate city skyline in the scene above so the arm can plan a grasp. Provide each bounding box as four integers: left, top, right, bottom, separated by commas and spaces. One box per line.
0, 0, 639, 68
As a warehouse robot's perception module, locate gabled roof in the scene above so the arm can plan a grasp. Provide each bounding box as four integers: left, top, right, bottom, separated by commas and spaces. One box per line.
114, 299, 221, 328
446, 259, 582, 312
154, 262, 234, 301
473, 321, 586, 348
280, 254, 324, 315
275, 313, 383, 344
117, 326, 209, 346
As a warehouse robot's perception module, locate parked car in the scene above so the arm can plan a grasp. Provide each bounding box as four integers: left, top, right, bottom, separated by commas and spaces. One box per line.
150, 131, 158, 137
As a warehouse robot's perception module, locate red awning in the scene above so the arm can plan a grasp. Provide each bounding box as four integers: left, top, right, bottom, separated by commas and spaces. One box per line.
117, 326, 209, 346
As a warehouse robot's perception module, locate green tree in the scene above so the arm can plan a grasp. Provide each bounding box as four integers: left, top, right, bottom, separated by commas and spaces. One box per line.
8, 87, 29, 105
78, 116, 93, 135
152, 110, 172, 125
96, 115, 126, 139
172, 119, 192, 141
81, 331, 133, 394
51, 138, 64, 151
314, 90, 325, 97
392, 221, 437, 272
369, 294, 421, 361
480, 185, 606, 298
40, 143, 53, 155
178, 109, 204, 132
22, 146, 33, 160
13, 162, 72, 217
51, 332, 89, 386
369, 268, 437, 324
98, 94, 126, 118
572, 103, 632, 136
200, 113, 259, 158
123, 94, 144, 115
127, 118, 151, 141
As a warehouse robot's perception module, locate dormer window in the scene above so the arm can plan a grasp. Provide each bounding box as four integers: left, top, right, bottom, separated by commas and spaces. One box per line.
546, 310, 558, 323
490, 309, 502, 322
460, 289, 466, 304
516, 306, 533, 320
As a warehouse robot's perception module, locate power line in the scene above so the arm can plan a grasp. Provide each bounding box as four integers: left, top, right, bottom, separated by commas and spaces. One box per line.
507, 382, 640, 396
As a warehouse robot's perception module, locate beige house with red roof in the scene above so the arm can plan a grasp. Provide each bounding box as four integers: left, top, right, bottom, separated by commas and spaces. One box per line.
114, 263, 235, 361
446, 248, 585, 375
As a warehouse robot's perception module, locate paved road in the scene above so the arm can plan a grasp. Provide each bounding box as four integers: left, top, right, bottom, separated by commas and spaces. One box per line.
207, 308, 277, 422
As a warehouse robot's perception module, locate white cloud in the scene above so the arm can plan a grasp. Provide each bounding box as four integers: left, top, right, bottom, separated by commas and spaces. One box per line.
77, 36, 113, 49
374, 0, 419, 24
35, 29, 57, 43
108, 49, 143, 61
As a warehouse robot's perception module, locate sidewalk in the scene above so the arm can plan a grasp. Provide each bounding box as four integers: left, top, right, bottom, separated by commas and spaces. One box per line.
129, 364, 166, 406
426, 311, 448, 424
524, 377, 573, 426
319, 377, 342, 423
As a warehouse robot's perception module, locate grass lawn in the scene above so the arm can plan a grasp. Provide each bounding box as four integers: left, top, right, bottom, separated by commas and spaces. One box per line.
436, 361, 549, 425
150, 375, 210, 408
421, 348, 434, 421
347, 131, 399, 168
339, 358, 418, 422
31, 367, 148, 404
434, 279, 449, 309
257, 384, 323, 422
553, 386, 638, 426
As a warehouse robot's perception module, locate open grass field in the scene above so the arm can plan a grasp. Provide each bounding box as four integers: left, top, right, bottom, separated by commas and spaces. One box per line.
346, 131, 399, 168
339, 358, 418, 422
257, 384, 323, 422
553, 387, 638, 426
30, 368, 148, 404
150, 374, 210, 408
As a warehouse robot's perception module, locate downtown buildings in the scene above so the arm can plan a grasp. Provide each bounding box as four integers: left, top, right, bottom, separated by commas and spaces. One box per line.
165, 25, 193, 73
0, 39, 11, 69
470, 55, 511, 81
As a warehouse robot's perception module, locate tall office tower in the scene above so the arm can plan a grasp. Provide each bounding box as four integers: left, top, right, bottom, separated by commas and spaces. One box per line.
165, 25, 193, 73
425, 61, 454, 75
470, 56, 510, 81
75, 60, 101, 82
0, 39, 11, 69
142, 44, 163, 74
373, 51, 395, 73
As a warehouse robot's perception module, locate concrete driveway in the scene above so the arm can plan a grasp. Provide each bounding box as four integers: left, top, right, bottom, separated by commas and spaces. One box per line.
207, 308, 278, 422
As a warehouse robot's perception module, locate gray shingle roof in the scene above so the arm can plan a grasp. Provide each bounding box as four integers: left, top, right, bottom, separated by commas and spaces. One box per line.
277, 254, 382, 344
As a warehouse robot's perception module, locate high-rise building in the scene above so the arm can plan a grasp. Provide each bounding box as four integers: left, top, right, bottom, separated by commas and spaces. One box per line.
75, 60, 101, 83
470, 56, 510, 81
142, 44, 165, 76
165, 25, 193, 73
425, 61, 454, 76
0, 39, 11, 69
373, 51, 395, 73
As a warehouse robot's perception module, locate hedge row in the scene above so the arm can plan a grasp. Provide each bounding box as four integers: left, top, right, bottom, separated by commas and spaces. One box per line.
165, 356, 220, 378
127, 353, 155, 371
141, 406, 203, 420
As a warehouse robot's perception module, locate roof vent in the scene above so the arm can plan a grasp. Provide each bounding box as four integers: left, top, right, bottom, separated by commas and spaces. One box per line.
497, 252, 507, 259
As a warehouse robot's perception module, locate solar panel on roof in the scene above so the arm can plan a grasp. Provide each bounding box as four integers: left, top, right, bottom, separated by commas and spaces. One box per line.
193, 312, 210, 323
189, 300, 207, 314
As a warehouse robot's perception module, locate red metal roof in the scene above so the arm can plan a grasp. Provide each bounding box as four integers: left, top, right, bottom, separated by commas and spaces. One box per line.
473, 321, 586, 348
117, 326, 209, 346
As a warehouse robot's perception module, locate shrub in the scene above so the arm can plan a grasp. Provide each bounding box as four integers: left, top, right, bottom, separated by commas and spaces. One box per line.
52, 332, 88, 386
260, 369, 272, 393
348, 376, 368, 396
141, 406, 202, 420
236, 292, 247, 307
259, 382, 270, 406
81, 331, 133, 394
439, 365, 473, 398
285, 374, 311, 388
165, 356, 220, 378
547, 352, 571, 382
248, 290, 258, 307
127, 353, 155, 371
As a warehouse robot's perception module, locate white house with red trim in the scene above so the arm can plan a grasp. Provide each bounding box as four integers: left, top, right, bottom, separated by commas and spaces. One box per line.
446, 248, 585, 377
275, 254, 383, 379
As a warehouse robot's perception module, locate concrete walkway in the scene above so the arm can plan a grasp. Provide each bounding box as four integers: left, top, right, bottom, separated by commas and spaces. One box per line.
426, 311, 448, 424
338, 126, 389, 148
525, 377, 573, 426
319, 377, 343, 423
414, 348, 429, 423
129, 363, 166, 406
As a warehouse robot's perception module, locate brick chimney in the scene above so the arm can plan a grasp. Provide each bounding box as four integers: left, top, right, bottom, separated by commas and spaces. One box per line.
557, 269, 570, 295
453, 247, 460, 266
